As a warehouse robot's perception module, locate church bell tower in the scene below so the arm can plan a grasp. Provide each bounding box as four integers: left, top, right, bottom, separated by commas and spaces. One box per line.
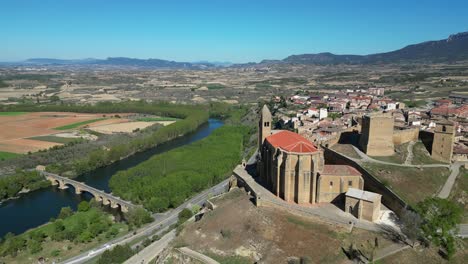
258, 105, 272, 151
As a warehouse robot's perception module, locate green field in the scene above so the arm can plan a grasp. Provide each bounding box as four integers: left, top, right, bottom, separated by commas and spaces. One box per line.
205, 83, 225, 90
29, 136, 83, 144
54, 118, 106, 130
0, 112, 27, 116
135, 117, 178, 122
0, 151, 21, 160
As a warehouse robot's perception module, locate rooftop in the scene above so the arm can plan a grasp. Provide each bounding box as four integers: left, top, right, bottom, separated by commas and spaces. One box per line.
346, 188, 381, 202
321, 165, 361, 176
266, 130, 318, 153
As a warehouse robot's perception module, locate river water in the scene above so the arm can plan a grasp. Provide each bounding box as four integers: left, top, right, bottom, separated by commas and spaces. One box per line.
0, 119, 223, 237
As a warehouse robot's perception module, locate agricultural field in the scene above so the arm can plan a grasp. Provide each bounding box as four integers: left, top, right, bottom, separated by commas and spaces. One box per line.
88, 121, 165, 134
0, 151, 20, 161
0, 112, 159, 154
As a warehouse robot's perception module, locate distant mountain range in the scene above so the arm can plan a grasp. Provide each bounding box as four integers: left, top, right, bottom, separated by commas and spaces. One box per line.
17, 57, 215, 69
2, 31, 468, 68
277, 31, 468, 65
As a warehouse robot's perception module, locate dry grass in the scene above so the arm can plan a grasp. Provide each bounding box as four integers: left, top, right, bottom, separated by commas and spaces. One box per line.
174, 188, 395, 264
362, 163, 449, 205
330, 143, 361, 159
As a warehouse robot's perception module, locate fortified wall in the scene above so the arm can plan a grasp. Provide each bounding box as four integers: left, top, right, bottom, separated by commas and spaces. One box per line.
393, 127, 419, 145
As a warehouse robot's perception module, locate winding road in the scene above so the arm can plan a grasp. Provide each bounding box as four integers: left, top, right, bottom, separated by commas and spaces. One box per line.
61, 179, 230, 264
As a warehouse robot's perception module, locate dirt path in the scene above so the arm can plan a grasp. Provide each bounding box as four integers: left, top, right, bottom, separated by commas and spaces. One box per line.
374, 243, 410, 261
404, 141, 415, 165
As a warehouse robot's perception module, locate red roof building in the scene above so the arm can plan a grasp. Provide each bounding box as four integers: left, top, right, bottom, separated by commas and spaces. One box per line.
265, 130, 318, 153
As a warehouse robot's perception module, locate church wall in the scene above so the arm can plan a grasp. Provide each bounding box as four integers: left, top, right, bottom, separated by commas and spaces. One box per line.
316, 175, 363, 203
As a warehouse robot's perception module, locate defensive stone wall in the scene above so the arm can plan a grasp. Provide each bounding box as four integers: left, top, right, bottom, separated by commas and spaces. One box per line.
322, 147, 410, 216
393, 127, 419, 145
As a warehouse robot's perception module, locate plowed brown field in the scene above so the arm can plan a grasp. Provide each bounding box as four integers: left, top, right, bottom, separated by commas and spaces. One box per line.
0, 112, 131, 153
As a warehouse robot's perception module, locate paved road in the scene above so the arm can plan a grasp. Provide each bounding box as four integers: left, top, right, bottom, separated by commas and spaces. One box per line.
177, 247, 220, 264
123, 230, 176, 264
438, 162, 463, 199
61, 179, 229, 264
458, 224, 468, 238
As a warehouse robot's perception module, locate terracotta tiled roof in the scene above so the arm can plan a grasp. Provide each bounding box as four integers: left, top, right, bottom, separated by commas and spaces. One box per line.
321, 165, 361, 176
266, 130, 318, 153
431, 106, 458, 115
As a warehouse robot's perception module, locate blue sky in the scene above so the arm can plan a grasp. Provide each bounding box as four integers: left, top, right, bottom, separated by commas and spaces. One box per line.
1, 0, 468, 62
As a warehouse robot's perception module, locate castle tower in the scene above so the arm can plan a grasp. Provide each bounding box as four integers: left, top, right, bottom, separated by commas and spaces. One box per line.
258, 105, 272, 151
359, 112, 395, 156
431, 121, 455, 163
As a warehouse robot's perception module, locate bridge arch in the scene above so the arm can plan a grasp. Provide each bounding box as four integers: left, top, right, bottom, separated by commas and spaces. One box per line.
40, 172, 135, 213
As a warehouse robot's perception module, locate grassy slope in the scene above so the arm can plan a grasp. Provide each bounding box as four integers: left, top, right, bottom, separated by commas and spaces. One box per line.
370, 142, 409, 164
363, 163, 449, 205
0, 151, 21, 160
449, 168, 468, 223
54, 118, 106, 130
412, 142, 445, 165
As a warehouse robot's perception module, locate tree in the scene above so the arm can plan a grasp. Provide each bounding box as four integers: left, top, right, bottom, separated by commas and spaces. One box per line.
126, 207, 153, 228
97, 244, 134, 264
77, 201, 90, 212
178, 208, 193, 223
57, 206, 73, 219
27, 239, 42, 254
416, 197, 462, 259
400, 208, 423, 246
29, 230, 46, 243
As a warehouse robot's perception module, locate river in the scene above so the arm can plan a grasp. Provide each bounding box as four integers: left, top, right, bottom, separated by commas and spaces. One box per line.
0, 119, 223, 237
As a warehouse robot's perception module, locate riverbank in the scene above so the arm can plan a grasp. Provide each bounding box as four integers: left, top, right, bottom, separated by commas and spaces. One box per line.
0, 203, 129, 264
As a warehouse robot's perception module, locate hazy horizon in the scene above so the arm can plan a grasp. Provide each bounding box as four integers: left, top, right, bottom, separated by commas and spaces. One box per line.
2, 0, 468, 63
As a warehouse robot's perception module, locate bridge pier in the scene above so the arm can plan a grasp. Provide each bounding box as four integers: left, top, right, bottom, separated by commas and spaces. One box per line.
102, 198, 110, 206
46, 176, 58, 186
94, 195, 102, 202
110, 200, 119, 209
58, 180, 68, 190
75, 186, 82, 195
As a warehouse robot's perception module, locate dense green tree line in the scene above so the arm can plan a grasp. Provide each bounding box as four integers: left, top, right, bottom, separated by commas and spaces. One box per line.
0, 171, 48, 202
109, 125, 249, 212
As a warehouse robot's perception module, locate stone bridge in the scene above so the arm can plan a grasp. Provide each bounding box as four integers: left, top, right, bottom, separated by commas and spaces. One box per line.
41, 171, 135, 213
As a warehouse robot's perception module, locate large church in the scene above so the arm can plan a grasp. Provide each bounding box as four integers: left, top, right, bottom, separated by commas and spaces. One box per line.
257, 105, 365, 205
